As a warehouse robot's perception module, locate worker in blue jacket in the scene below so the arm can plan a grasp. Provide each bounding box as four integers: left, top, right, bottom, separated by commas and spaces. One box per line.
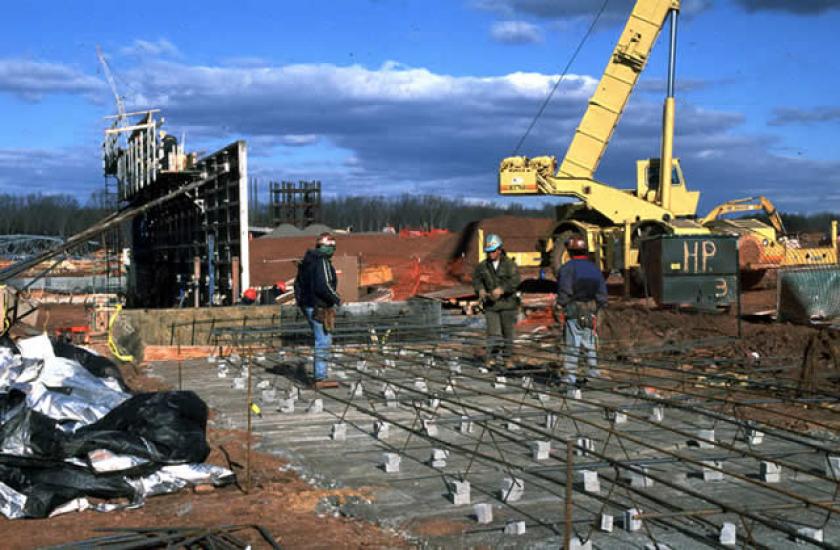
555, 235, 608, 386
294, 233, 341, 387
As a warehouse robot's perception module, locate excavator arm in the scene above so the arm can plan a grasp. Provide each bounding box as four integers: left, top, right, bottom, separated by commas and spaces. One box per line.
701, 196, 787, 235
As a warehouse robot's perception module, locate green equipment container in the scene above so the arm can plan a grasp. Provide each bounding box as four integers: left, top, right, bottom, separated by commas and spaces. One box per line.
640, 235, 739, 309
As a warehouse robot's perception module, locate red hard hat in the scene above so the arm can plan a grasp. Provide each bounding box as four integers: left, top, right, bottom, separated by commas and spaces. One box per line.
243, 288, 257, 301
275, 281, 287, 293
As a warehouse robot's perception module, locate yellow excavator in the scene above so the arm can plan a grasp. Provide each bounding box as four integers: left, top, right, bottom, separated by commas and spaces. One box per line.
498, 0, 838, 285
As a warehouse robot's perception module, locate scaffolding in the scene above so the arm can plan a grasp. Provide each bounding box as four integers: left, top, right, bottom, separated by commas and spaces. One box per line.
270, 180, 321, 229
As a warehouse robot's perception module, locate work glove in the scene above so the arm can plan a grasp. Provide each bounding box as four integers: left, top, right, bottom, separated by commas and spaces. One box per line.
491, 287, 503, 300
323, 307, 337, 333
552, 304, 565, 325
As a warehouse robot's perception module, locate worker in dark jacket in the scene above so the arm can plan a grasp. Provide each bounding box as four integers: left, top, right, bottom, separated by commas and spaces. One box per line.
473, 233, 521, 369
555, 235, 608, 386
294, 233, 341, 387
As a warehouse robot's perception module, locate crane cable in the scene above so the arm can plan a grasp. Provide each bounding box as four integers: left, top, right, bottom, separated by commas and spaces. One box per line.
512, 0, 611, 156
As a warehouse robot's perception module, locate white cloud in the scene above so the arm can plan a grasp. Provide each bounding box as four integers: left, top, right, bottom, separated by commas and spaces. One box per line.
490, 20, 543, 44
0, 59, 104, 101
120, 38, 180, 58
0, 53, 835, 212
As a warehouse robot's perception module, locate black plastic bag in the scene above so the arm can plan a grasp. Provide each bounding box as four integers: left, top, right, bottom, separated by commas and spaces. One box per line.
62, 391, 210, 464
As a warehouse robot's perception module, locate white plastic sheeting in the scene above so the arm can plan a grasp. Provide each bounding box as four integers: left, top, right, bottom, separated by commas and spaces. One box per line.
0, 335, 233, 518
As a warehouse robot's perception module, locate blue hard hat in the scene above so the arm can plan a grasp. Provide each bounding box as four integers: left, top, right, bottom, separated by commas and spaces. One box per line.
484, 233, 503, 252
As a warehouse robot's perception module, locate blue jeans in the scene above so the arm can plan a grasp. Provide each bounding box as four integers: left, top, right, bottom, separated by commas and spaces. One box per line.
562, 318, 598, 384
304, 307, 332, 380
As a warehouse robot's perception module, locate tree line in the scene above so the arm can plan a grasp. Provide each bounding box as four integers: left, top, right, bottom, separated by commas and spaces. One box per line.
0, 191, 836, 238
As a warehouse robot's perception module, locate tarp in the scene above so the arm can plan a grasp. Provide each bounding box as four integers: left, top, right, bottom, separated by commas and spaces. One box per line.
0, 334, 232, 518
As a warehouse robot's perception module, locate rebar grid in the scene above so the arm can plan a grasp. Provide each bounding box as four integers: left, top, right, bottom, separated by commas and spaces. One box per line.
204, 322, 840, 549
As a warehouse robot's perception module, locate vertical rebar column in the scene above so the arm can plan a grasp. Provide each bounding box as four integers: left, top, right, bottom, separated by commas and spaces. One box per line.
245, 350, 253, 493
565, 439, 574, 550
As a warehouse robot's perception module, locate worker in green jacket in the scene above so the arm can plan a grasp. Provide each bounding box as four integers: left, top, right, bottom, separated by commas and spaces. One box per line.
473, 233, 521, 369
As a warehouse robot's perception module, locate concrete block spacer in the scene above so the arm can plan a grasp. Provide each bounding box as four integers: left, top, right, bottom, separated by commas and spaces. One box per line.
600, 513, 614, 533
430, 448, 448, 468
504, 520, 527, 536
382, 452, 401, 473
423, 419, 439, 437
625, 467, 654, 488
569, 537, 591, 550
531, 440, 551, 461
794, 527, 823, 544
574, 436, 594, 457
374, 420, 390, 440
308, 398, 324, 414
624, 508, 643, 531
761, 461, 782, 483
581, 470, 600, 493
649, 405, 664, 423
449, 480, 470, 505
331, 423, 347, 441
695, 428, 715, 449
825, 455, 840, 479
500, 477, 525, 502
606, 409, 627, 425
702, 460, 724, 482
720, 522, 737, 546
474, 503, 493, 524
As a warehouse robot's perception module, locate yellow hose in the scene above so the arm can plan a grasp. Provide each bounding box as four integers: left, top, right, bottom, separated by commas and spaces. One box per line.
107, 304, 134, 363
0, 285, 8, 333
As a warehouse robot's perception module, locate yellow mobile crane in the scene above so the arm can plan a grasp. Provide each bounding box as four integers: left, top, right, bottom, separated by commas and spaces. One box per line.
497, 0, 837, 283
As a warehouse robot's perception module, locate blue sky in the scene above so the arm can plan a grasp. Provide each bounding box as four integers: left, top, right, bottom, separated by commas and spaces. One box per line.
0, 0, 838, 213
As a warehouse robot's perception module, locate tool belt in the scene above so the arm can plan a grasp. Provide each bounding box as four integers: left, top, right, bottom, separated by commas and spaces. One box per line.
568, 301, 598, 330
313, 306, 337, 333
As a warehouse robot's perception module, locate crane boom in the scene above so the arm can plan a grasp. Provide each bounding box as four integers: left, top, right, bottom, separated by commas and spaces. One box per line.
96, 45, 125, 119
559, 0, 679, 179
